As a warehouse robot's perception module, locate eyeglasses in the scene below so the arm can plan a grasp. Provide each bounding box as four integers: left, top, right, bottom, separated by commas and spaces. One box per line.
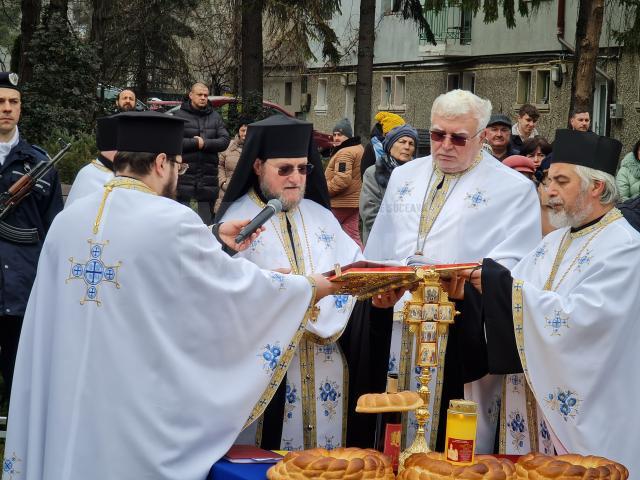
268, 163, 315, 176
168, 158, 189, 175
429, 128, 483, 147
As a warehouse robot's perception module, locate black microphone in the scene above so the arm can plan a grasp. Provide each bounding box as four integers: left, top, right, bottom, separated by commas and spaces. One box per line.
234, 199, 283, 243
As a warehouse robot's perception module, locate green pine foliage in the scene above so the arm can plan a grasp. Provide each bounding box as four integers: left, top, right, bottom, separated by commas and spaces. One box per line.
41, 130, 98, 185
19, 6, 99, 145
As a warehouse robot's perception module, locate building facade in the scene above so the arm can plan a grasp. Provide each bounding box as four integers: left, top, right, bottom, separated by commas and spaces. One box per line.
264, 0, 640, 153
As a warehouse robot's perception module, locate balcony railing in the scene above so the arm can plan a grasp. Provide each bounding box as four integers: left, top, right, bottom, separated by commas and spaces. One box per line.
419, 1, 472, 45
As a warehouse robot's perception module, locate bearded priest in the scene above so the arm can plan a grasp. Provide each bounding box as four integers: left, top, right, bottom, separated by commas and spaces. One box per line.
463, 129, 639, 472
2, 111, 338, 480
216, 115, 364, 452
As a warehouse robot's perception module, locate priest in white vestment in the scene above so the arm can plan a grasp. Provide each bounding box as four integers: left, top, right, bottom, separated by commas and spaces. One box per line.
463, 130, 639, 474
65, 116, 116, 207
364, 90, 542, 453
2, 112, 339, 480
217, 116, 363, 451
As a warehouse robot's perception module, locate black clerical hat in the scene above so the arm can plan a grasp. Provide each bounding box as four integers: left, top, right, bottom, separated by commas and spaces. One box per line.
115, 111, 185, 155
0, 72, 20, 91
215, 115, 330, 220
249, 115, 313, 159
96, 116, 118, 151
551, 129, 621, 177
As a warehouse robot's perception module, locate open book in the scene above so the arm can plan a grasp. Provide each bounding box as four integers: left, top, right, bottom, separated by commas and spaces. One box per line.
325, 261, 480, 299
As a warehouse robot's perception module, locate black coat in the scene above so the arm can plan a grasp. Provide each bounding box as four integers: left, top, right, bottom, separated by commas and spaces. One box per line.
0, 139, 63, 316
173, 101, 230, 202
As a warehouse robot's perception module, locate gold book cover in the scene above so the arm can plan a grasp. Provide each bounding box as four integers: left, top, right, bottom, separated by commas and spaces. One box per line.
326, 261, 480, 299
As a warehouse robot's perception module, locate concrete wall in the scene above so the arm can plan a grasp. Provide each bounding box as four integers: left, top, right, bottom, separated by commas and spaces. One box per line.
263, 74, 303, 116
309, 0, 625, 67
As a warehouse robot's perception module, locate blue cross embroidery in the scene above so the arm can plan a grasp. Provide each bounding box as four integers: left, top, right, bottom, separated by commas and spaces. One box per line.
466, 189, 488, 208
3, 452, 21, 477
316, 228, 335, 249
533, 244, 548, 264
575, 250, 592, 272
545, 310, 569, 336
514, 303, 523, 313
66, 239, 121, 305
397, 182, 413, 200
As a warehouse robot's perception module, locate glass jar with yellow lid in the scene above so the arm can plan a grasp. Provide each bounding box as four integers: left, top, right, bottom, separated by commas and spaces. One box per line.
444, 399, 478, 465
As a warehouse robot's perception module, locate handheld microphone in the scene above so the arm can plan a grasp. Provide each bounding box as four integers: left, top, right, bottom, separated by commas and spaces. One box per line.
234, 199, 283, 243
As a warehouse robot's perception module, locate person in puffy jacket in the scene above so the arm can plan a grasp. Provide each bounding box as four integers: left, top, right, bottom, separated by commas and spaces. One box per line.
616, 139, 640, 201
325, 118, 364, 248
173, 82, 230, 222
215, 116, 252, 212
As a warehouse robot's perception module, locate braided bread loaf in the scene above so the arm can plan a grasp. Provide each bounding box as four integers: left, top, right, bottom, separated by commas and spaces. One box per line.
356, 390, 424, 413
516, 453, 628, 480
266, 447, 395, 480
397, 452, 516, 480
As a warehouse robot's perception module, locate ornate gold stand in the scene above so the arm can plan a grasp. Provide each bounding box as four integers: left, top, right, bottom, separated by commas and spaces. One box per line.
398, 268, 458, 471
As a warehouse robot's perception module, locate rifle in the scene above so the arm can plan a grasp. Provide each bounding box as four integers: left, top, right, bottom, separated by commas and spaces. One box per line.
0, 140, 72, 244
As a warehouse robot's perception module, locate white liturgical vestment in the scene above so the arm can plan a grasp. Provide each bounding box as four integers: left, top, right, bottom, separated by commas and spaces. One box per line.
222, 191, 363, 451
65, 160, 114, 207
2, 179, 318, 480
364, 151, 542, 452
501, 208, 640, 475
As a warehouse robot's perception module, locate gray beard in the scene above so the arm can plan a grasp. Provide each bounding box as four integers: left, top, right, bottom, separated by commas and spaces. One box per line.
259, 178, 305, 211
548, 193, 593, 229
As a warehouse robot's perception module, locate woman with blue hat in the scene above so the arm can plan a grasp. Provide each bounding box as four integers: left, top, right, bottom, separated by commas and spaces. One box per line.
359, 123, 418, 244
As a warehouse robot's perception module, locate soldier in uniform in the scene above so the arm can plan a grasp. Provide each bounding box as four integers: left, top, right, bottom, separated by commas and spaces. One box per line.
0, 72, 63, 406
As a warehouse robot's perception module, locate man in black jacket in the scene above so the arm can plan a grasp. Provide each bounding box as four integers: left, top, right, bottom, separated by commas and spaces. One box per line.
0, 72, 63, 407
173, 82, 230, 222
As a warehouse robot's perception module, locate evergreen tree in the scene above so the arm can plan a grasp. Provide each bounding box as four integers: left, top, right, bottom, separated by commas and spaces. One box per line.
20, 4, 99, 144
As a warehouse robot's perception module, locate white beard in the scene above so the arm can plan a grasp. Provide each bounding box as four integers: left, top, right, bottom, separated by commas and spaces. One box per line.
548, 192, 593, 229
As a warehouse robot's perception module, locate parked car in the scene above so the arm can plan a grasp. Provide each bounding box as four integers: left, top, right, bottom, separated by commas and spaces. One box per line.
165, 96, 333, 155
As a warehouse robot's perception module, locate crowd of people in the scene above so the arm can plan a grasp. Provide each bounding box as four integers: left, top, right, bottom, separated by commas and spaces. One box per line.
1, 69, 640, 480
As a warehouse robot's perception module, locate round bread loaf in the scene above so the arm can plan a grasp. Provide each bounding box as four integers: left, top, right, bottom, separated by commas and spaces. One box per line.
397, 452, 516, 480
266, 447, 395, 480
516, 453, 628, 480
356, 390, 424, 413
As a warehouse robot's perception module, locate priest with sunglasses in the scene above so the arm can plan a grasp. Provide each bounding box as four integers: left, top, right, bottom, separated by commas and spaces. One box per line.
363, 89, 542, 454
216, 115, 364, 452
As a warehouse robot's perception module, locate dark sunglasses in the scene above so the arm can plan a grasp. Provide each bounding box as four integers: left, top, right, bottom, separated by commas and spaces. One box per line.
268, 163, 315, 176
429, 128, 483, 147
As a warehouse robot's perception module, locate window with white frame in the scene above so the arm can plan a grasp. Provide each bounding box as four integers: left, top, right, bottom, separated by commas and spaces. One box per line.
315, 78, 328, 113
394, 76, 406, 107
535, 70, 551, 105
380, 76, 392, 108
517, 70, 532, 104
379, 75, 407, 111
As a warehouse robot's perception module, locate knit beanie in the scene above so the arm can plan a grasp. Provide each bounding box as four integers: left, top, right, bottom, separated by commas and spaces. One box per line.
375, 111, 405, 135
332, 118, 353, 138
383, 124, 419, 155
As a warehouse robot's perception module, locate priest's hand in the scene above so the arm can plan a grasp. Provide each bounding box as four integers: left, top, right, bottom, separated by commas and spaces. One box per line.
372, 287, 407, 308
440, 272, 466, 300
310, 273, 341, 301
459, 267, 482, 294
217, 220, 266, 252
